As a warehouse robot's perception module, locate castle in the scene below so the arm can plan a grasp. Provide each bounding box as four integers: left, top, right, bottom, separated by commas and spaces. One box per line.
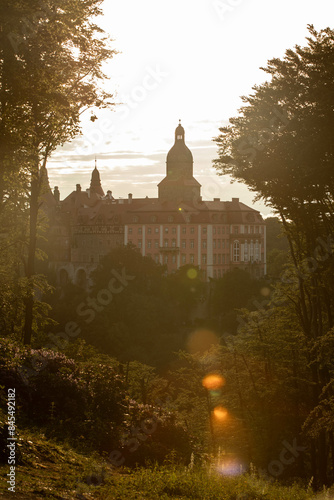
46, 123, 266, 287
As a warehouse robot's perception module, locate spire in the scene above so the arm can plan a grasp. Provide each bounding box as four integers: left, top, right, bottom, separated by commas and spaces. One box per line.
90, 159, 104, 197
175, 120, 185, 143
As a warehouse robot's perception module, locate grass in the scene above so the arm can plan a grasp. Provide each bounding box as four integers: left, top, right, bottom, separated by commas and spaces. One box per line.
1, 429, 333, 499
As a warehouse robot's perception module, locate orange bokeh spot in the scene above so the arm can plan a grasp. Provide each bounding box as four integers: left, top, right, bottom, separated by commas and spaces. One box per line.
187, 329, 219, 354
202, 374, 225, 391
213, 406, 228, 421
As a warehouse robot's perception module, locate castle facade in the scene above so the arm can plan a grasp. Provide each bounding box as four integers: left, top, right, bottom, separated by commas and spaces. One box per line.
47, 123, 266, 287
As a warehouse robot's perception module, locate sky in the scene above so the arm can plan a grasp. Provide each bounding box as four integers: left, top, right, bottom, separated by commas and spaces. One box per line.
47, 0, 334, 216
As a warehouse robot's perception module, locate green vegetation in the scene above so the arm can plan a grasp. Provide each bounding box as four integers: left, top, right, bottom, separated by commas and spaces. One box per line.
1, 420, 332, 499
214, 25, 334, 488
1, 3, 334, 497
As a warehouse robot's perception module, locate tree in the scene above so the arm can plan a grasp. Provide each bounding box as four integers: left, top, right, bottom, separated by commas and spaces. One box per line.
213, 25, 334, 486
0, 0, 116, 344
83, 245, 185, 368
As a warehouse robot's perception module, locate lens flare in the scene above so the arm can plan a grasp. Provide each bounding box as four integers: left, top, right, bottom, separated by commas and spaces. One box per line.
216, 459, 244, 476
213, 406, 228, 421
187, 268, 197, 279
187, 329, 219, 354
202, 374, 225, 391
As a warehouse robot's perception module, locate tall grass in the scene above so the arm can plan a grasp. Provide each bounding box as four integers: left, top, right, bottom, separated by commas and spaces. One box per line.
97, 464, 319, 500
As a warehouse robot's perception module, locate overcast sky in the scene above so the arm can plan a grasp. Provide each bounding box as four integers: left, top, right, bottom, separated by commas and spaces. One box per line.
48, 0, 334, 216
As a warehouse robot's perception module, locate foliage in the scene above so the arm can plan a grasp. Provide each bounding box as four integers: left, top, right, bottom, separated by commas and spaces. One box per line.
0, 338, 193, 464
0, 0, 116, 343
1, 423, 327, 500
0, 338, 126, 451
79, 245, 186, 367
214, 25, 334, 486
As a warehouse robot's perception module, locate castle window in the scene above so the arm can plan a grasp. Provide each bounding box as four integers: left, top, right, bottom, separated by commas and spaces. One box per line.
151, 216, 157, 223
244, 241, 249, 261
202, 254, 207, 264
213, 240, 216, 249
168, 216, 174, 222
138, 240, 142, 248
172, 255, 176, 263
255, 240, 260, 260
190, 254, 195, 264
155, 255, 159, 263
190, 240, 194, 249
233, 241, 240, 262
128, 228, 133, 234
172, 239, 176, 248
132, 216, 139, 223
155, 227, 159, 233
190, 227, 195, 234
182, 227, 186, 234
138, 227, 142, 235
172, 227, 176, 234
202, 240, 207, 249
165, 227, 169, 233
148, 240, 152, 248
155, 241, 159, 248
182, 240, 186, 248
182, 255, 186, 264
164, 239, 168, 247
203, 227, 207, 234
234, 226, 239, 234
148, 227, 152, 234
164, 255, 168, 264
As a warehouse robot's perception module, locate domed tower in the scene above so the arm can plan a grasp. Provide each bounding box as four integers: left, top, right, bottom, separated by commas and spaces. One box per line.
89, 161, 104, 197
158, 121, 201, 203
166, 122, 193, 178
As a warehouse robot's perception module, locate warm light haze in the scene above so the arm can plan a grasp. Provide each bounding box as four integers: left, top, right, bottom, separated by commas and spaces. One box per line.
48, 0, 334, 215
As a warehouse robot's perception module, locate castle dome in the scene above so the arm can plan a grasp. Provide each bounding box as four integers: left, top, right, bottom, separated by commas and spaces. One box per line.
166, 122, 193, 165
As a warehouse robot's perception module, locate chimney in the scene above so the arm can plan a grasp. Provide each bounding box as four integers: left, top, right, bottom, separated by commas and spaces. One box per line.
53, 186, 60, 202
213, 197, 220, 202
128, 193, 133, 204
107, 190, 112, 199
76, 184, 81, 192
232, 197, 239, 203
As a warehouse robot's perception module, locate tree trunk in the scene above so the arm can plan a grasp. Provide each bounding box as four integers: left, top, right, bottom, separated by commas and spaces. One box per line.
23, 162, 39, 345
